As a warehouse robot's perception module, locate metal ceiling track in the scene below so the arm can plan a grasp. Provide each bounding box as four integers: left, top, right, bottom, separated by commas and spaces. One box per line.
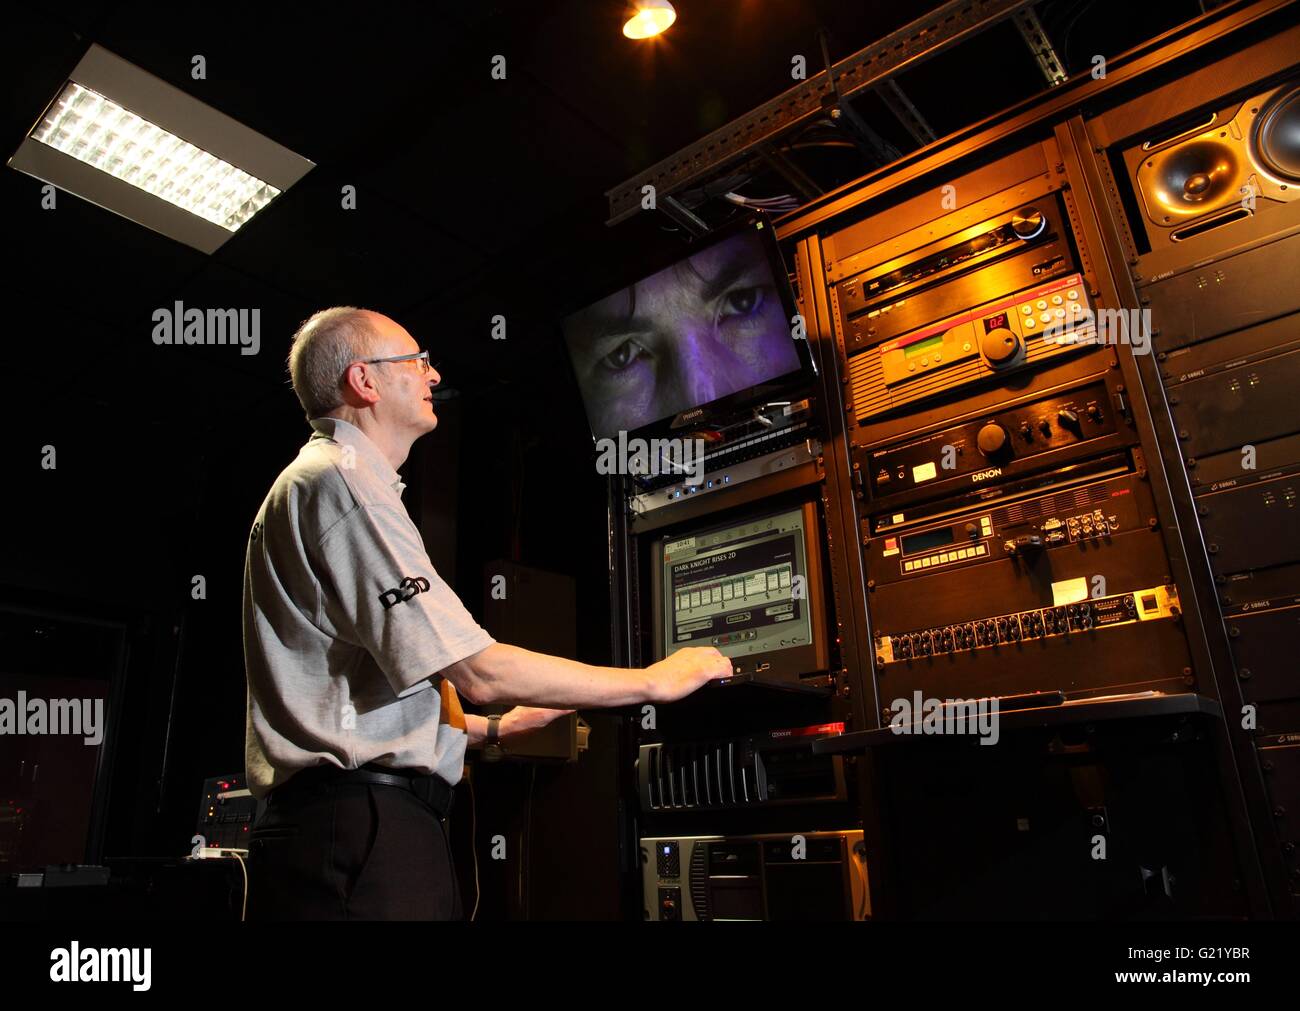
605, 0, 1038, 226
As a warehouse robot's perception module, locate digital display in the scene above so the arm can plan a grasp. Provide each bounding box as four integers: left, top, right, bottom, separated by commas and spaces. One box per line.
983, 312, 1009, 332
660, 507, 813, 663
563, 225, 804, 440
904, 334, 944, 359
901, 526, 955, 556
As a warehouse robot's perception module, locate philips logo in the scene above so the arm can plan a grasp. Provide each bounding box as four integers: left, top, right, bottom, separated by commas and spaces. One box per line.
970, 468, 1003, 483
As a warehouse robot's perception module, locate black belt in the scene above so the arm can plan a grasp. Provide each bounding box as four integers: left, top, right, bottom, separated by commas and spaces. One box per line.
268, 762, 455, 819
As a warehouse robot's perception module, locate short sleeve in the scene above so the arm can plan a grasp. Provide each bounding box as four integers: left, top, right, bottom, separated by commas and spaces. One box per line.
313, 501, 495, 697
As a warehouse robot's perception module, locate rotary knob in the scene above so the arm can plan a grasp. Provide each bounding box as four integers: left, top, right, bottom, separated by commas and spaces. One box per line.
981, 327, 1021, 366
977, 422, 1010, 457
1011, 206, 1045, 239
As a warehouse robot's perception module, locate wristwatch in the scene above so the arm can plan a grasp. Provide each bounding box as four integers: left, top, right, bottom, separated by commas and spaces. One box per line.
484, 713, 505, 762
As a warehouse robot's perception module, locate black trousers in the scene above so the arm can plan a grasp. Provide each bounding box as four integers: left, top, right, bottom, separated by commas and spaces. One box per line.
246, 772, 462, 921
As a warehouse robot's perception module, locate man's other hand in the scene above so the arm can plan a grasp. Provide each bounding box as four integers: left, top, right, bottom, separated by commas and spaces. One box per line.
645, 647, 734, 703
503, 706, 575, 736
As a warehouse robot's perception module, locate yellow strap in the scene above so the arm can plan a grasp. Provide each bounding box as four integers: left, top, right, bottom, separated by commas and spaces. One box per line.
438, 678, 466, 731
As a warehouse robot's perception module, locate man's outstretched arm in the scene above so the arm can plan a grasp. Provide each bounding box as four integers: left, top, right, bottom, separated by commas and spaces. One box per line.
440, 641, 732, 711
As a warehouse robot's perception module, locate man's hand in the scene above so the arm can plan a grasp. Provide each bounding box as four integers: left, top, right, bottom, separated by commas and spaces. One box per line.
502, 706, 575, 737
644, 647, 734, 703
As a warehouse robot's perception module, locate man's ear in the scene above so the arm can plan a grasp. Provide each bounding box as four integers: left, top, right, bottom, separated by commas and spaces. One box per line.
340, 362, 381, 406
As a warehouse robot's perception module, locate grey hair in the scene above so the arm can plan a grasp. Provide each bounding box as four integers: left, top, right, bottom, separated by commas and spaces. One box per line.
287, 307, 382, 419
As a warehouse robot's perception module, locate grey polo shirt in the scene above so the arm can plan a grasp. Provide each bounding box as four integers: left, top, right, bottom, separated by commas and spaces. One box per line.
243, 416, 494, 799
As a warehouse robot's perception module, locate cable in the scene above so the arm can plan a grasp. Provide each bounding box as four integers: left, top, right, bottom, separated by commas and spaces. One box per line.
724, 192, 801, 212
725, 192, 799, 206
468, 771, 481, 921
788, 140, 856, 151
230, 850, 249, 922
520, 764, 536, 920
1061, 0, 1097, 72
851, 844, 868, 920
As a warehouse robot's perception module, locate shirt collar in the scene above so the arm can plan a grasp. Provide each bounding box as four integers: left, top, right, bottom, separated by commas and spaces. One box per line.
308, 416, 406, 494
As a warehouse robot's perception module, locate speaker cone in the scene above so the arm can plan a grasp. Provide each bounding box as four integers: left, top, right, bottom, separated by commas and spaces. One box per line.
1252, 84, 1300, 183
1139, 139, 1246, 220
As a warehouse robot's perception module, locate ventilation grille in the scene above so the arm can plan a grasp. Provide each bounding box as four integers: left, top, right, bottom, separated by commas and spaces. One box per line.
641, 742, 763, 810
848, 326, 1096, 422
689, 845, 710, 921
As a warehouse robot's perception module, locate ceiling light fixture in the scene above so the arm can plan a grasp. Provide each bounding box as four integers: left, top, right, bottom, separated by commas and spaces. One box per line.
8, 45, 313, 253
32, 83, 280, 232
623, 0, 677, 40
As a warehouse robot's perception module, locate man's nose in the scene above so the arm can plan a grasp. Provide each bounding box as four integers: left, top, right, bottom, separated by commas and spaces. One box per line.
674, 331, 728, 405
683, 366, 720, 407
427, 364, 441, 386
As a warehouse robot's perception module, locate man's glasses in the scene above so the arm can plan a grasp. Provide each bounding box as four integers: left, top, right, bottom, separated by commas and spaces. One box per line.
358, 350, 439, 375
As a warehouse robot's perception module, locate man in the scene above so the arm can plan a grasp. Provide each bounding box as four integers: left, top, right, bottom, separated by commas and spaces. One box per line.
244, 306, 731, 920
563, 228, 802, 438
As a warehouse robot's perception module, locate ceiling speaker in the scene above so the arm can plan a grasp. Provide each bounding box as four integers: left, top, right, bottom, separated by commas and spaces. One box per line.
1126, 80, 1298, 249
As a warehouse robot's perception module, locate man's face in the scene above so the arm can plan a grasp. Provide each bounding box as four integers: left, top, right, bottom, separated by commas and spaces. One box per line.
565, 231, 801, 438
362, 314, 441, 437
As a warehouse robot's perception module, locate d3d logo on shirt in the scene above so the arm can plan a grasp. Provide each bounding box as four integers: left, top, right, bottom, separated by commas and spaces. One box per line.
378, 576, 431, 610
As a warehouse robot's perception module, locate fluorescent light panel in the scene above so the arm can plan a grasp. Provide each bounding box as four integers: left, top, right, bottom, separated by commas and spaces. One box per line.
7, 45, 313, 252
32, 83, 280, 232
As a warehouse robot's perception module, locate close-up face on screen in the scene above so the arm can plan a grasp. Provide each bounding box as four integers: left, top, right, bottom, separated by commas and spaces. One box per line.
564, 229, 802, 439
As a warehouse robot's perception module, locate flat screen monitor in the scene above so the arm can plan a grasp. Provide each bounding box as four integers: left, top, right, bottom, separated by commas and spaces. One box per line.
650, 502, 828, 684
562, 218, 812, 441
